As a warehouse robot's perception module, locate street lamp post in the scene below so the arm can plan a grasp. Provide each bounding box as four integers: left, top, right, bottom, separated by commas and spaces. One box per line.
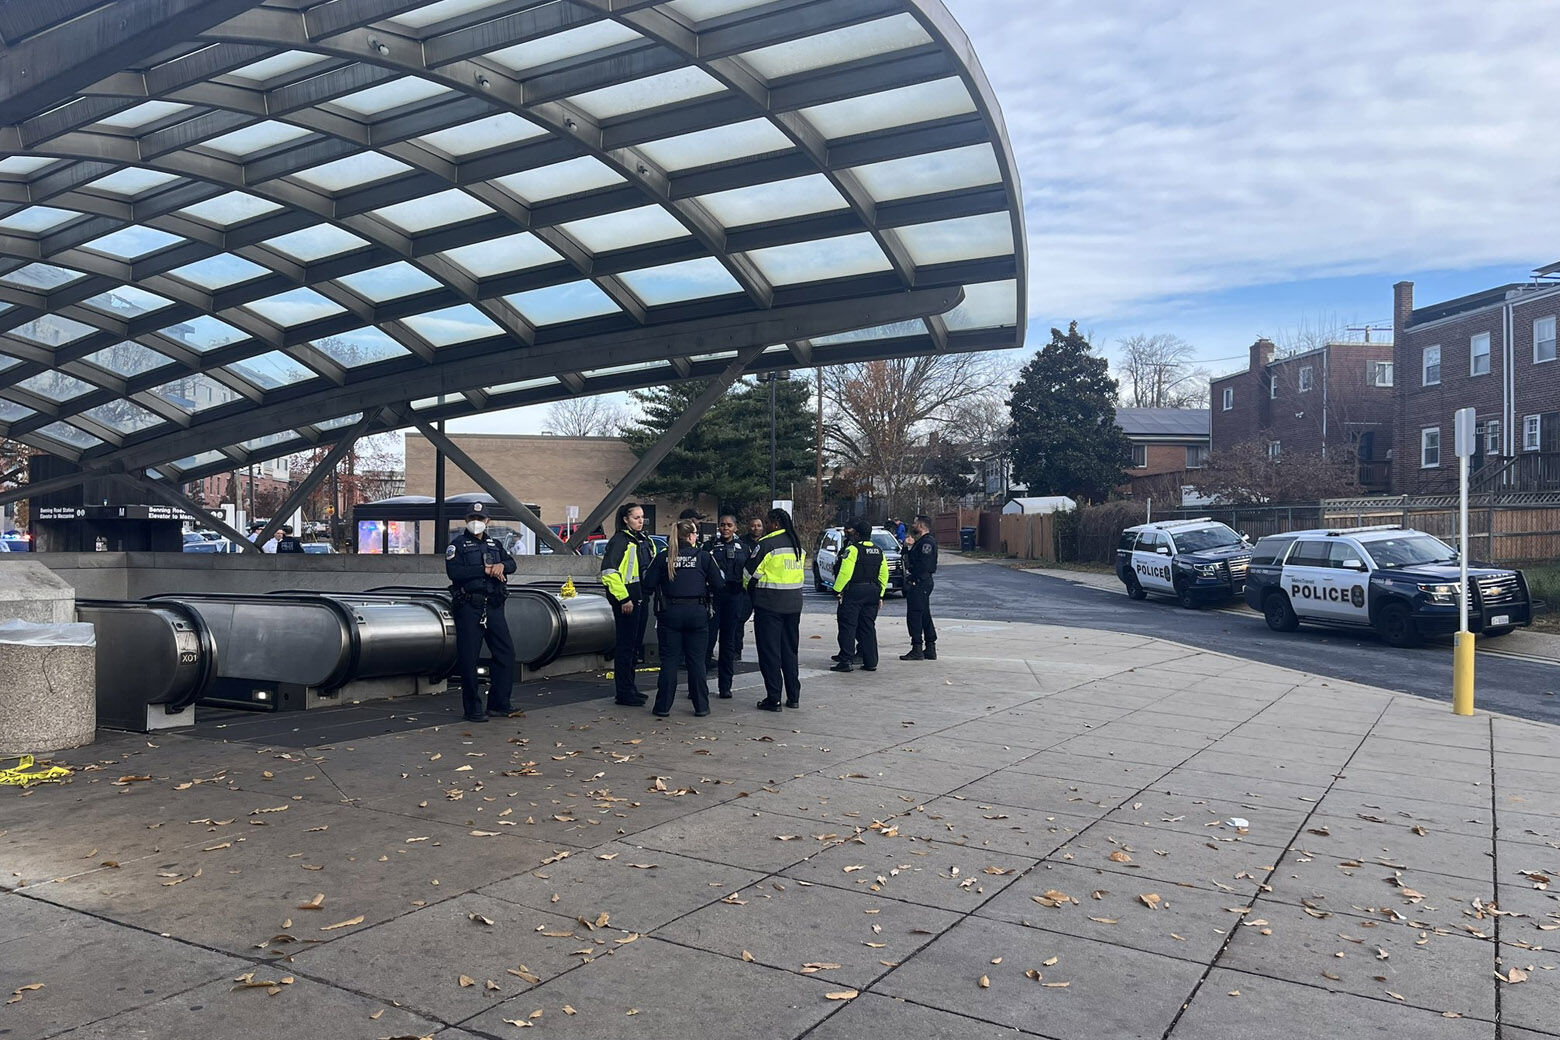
756, 371, 790, 504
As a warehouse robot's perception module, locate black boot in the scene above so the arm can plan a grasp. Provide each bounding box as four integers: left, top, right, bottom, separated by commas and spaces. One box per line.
829, 662, 853, 673
899, 647, 924, 661
923, 644, 937, 661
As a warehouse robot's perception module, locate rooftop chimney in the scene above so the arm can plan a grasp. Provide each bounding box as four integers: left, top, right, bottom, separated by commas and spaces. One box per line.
1393, 281, 1414, 338
1250, 337, 1276, 373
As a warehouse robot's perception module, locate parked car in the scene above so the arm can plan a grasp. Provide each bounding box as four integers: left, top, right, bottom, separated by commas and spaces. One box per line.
1243, 525, 1532, 648
301, 543, 337, 554
1, 530, 31, 551
813, 527, 904, 595
1116, 518, 1253, 607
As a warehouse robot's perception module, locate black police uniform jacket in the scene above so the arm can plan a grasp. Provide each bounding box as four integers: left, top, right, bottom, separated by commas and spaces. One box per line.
905, 532, 938, 585
645, 545, 723, 612
445, 531, 517, 601
275, 536, 304, 553
708, 536, 750, 596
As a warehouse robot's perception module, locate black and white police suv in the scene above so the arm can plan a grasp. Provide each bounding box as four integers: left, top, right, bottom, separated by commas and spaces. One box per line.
1116, 518, 1254, 608
1243, 525, 1532, 648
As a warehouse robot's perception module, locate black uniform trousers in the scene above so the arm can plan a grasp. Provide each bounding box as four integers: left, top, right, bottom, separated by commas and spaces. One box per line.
905, 576, 937, 650
653, 603, 711, 716
453, 594, 514, 719
610, 587, 645, 701
836, 587, 881, 669
753, 606, 801, 707
709, 590, 746, 695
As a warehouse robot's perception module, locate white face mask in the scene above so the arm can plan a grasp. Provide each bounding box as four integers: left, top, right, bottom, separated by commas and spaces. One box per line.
467, 520, 486, 536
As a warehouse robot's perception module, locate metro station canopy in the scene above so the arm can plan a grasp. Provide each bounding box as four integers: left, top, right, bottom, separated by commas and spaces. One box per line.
0, 0, 1026, 487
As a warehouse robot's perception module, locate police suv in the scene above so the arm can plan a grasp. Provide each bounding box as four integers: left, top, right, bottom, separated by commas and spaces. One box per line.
814, 526, 904, 595
1243, 525, 1532, 648
1116, 518, 1253, 608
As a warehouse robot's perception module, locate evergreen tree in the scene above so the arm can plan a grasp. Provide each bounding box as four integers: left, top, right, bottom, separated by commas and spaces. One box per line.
622, 375, 816, 515
1007, 322, 1131, 502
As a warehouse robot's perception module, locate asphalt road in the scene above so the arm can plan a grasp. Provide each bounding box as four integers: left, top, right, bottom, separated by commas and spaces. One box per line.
803, 557, 1560, 725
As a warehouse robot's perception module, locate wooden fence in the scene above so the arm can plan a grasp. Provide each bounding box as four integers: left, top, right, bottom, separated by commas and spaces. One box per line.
998, 512, 1057, 562
1322, 501, 1560, 564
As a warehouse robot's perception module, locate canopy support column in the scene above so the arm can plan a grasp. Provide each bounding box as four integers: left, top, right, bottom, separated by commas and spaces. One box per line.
123, 473, 261, 554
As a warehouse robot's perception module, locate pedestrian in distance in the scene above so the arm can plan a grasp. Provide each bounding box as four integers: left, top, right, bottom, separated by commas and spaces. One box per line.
894, 517, 908, 543
706, 514, 751, 698
645, 520, 723, 717
901, 514, 939, 660
445, 502, 517, 722
746, 507, 806, 711
600, 502, 655, 706
830, 518, 889, 673
275, 524, 304, 553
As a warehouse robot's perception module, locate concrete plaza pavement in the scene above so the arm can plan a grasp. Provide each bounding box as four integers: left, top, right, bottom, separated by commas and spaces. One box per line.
2, 610, 1558, 1040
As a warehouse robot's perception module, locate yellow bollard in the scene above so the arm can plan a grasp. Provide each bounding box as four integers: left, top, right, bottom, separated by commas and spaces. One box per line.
1452, 631, 1476, 716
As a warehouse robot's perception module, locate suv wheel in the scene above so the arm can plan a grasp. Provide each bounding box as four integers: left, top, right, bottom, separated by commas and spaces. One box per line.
1377, 602, 1420, 648
1124, 572, 1147, 601
1175, 580, 1200, 610
1262, 591, 1300, 632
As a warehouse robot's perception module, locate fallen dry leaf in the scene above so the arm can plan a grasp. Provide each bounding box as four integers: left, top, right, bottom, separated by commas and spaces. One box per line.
978, 975, 990, 989
321, 915, 364, 932
298, 894, 325, 910
459, 975, 477, 988
1108, 850, 1132, 863
1140, 893, 1162, 910
825, 990, 859, 1000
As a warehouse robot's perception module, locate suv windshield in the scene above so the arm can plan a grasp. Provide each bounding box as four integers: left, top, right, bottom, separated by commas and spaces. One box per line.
1363, 534, 1457, 569
871, 532, 900, 553
1170, 524, 1244, 553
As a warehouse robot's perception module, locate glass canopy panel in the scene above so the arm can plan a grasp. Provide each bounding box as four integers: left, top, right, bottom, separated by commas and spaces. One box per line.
293, 153, 413, 193
227, 50, 331, 86
0, 398, 34, 422
86, 168, 180, 197
36, 421, 101, 449
617, 257, 743, 305
224, 351, 316, 389
489, 376, 555, 394
18, 370, 96, 401
150, 373, 241, 413
330, 77, 452, 117
695, 175, 849, 227
372, 190, 494, 233
83, 286, 175, 318
746, 233, 891, 285
942, 279, 1018, 331
239, 431, 295, 452
162, 315, 248, 352
559, 206, 690, 253
896, 212, 1015, 266
0, 156, 59, 175
740, 15, 933, 80
12, 316, 97, 346
83, 341, 172, 377
637, 118, 794, 171
83, 225, 184, 260
849, 143, 1002, 202
414, 113, 546, 157
263, 225, 370, 263
812, 319, 926, 345
584, 360, 665, 378
1, 263, 88, 291
570, 67, 726, 120
402, 304, 503, 346
315, 412, 365, 430
439, 232, 561, 278
492, 156, 625, 203
663, 0, 775, 24
169, 449, 226, 470
0, 206, 78, 234
80, 401, 163, 435
95, 100, 190, 130
178, 191, 284, 227
391, 0, 513, 29
312, 327, 410, 366
243, 288, 347, 327
485, 21, 644, 73
799, 77, 976, 140
170, 253, 270, 291
505, 281, 620, 326
336, 262, 441, 302
201, 120, 313, 159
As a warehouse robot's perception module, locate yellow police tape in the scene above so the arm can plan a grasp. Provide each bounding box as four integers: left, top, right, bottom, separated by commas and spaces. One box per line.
604, 668, 660, 678
560, 578, 577, 599
0, 755, 72, 787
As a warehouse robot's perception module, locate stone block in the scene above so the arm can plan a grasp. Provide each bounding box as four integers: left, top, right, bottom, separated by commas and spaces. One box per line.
0, 559, 75, 623
0, 639, 95, 754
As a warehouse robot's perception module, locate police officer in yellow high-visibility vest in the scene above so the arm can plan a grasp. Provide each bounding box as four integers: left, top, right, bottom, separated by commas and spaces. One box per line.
745, 507, 806, 711
600, 502, 654, 706
830, 518, 889, 673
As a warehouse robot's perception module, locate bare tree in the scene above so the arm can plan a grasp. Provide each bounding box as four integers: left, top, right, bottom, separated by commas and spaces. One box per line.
543, 395, 629, 438
1268, 312, 1350, 358
1115, 334, 1209, 408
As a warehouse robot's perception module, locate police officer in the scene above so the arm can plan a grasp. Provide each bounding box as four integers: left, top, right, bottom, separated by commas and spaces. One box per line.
830, 518, 888, 673
705, 514, 750, 698
600, 502, 654, 707
275, 524, 304, 553
645, 520, 722, 717
901, 514, 939, 660
739, 516, 764, 640
445, 502, 516, 722
746, 507, 805, 711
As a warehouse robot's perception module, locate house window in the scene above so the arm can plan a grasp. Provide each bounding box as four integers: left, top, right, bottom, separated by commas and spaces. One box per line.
1298, 366, 1313, 392
1470, 332, 1491, 376
1130, 444, 1148, 469
1524, 414, 1542, 451
1221, 387, 1233, 410
1186, 444, 1209, 469
1267, 440, 1281, 460
1269, 378, 1277, 399
1537, 316, 1557, 364
1422, 345, 1441, 386
1421, 427, 1441, 468
1484, 419, 1502, 456
1369, 361, 1394, 387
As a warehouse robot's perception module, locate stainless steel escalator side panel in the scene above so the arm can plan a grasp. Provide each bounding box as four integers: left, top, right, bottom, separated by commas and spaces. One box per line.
75, 600, 216, 731
347, 601, 458, 679
506, 588, 565, 668
147, 594, 358, 689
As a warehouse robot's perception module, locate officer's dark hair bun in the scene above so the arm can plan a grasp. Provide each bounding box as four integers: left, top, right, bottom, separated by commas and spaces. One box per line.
616, 502, 641, 530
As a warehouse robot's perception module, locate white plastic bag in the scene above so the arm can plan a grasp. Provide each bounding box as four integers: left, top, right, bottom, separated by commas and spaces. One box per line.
0, 619, 96, 646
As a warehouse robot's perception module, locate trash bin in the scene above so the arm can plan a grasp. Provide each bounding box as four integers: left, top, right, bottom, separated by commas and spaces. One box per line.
0, 619, 97, 754
960, 526, 977, 551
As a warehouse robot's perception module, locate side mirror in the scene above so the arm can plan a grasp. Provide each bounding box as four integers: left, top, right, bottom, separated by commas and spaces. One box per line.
1343, 559, 1368, 572
1156, 546, 1171, 556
